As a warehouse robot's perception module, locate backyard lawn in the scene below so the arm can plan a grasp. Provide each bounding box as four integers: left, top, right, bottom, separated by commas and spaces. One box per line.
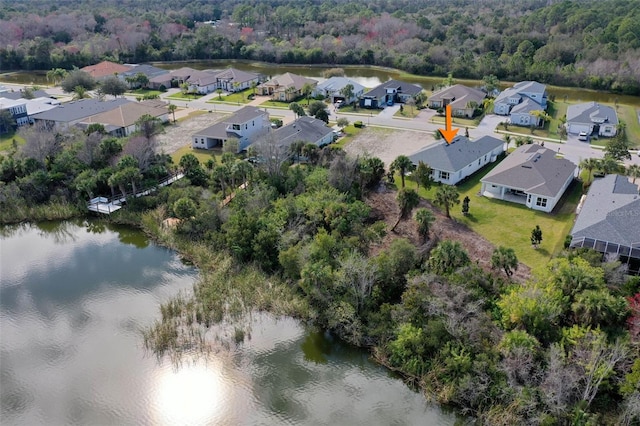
171, 145, 221, 165
407, 159, 581, 271
0, 132, 25, 152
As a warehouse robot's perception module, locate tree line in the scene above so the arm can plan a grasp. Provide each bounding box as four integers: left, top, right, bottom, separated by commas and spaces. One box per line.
1, 0, 639, 94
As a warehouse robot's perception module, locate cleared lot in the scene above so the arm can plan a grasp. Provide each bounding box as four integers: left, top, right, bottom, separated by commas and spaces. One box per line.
342, 127, 438, 168
157, 110, 227, 154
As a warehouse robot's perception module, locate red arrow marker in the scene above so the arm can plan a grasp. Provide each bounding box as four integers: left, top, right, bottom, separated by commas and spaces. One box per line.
439, 104, 459, 144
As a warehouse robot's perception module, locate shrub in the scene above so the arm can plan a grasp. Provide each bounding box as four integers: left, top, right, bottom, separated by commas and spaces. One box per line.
158, 85, 167, 92
354, 120, 363, 128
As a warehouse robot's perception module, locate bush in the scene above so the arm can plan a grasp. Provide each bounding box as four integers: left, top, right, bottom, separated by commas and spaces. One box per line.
354, 121, 364, 128
158, 85, 167, 92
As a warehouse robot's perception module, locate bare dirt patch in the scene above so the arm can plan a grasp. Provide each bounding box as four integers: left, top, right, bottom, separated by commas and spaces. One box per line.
157, 110, 227, 154
342, 127, 438, 168
367, 188, 531, 283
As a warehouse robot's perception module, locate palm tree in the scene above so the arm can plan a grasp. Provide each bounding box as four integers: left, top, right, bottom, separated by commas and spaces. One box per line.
599, 156, 621, 175
491, 246, 518, 277
390, 155, 415, 188
434, 184, 460, 218
72, 85, 89, 100
503, 133, 511, 151
428, 240, 470, 275
392, 188, 420, 231
167, 104, 177, 123
627, 164, 640, 184
301, 82, 314, 105
46, 68, 67, 85
414, 208, 436, 243
339, 84, 355, 106
289, 140, 305, 163
579, 158, 599, 183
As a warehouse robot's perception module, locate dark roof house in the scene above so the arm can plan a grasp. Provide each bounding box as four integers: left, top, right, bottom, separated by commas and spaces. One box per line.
30, 98, 131, 127
361, 79, 423, 108
409, 135, 504, 185
481, 144, 577, 212
273, 116, 334, 151
570, 174, 640, 261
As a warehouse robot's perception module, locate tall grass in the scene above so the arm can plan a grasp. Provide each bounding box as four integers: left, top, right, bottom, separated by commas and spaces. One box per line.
0, 200, 83, 224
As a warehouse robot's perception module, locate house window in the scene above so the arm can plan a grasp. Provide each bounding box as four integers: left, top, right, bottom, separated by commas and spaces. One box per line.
484, 155, 488, 161
233, 124, 240, 130
535, 197, 547, 208
478, 159, 481, 165
527, 194, 531, 202
439, 171, 450, 180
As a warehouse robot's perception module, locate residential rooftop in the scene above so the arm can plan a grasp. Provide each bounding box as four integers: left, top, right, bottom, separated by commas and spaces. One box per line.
409, 135, 503, 172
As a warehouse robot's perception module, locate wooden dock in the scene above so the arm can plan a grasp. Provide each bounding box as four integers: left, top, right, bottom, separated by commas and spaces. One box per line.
88, 173, 184, 214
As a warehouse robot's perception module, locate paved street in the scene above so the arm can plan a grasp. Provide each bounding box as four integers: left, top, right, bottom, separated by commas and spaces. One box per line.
2, 81, 638, 166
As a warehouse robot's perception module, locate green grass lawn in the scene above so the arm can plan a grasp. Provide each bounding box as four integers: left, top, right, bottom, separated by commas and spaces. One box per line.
0, 132, 25, 152
207, 90, 252, 104
332, 124, 366, 149
171, 145, 222, 165
406, 159, 581, 271
125, 88, 163, 97
166, 92, 205, 101
430, 115, 478, 128
394, 107, 420, 118
617, 105, 640, 147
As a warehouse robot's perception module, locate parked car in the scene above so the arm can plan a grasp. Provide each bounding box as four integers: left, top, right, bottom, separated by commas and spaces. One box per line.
386, 99, 394, 106
578, 131, 589, 141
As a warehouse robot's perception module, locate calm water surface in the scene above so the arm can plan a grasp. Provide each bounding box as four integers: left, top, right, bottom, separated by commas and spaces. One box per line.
0, 220, 457, 425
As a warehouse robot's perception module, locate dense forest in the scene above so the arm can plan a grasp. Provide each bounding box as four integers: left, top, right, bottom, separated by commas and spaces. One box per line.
1, 0, 639, 94
1, 109, 639, 424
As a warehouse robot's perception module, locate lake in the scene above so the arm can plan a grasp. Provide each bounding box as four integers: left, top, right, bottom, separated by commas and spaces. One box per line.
0, 220, 458, 425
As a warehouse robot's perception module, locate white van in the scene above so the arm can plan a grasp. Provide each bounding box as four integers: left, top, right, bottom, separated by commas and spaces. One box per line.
578, 131, 589, 141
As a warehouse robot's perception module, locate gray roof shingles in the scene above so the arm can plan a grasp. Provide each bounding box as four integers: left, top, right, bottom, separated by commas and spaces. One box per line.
566, 102, 618, 125
30, 98, 131, 123
362, 79, 423, 99
481, 144, 576, 197
409, 135, 503, 172
274, 116, 333, 149
193, 106, 267, 138
571, 174, 640, 247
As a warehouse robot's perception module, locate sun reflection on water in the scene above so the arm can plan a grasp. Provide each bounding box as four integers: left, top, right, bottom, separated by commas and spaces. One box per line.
152, 357, 229, 426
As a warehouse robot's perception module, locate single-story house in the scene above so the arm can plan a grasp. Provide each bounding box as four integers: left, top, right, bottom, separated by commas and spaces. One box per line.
273, 116, 334, 152
118, 65, 169, 88
409, 135, 505, 185
493, 81, 548, 126
213, 68, 262, 93
81, 61, 133, 80
427, 84, 485, 118
78, 100, 169, 137
257, 73, 318, 102
186, 70, 222, 94
566, 102, 618, 137
149, 67, 200, 89
481, 144, 577, 213
192, 106, 270, 151
360, 79, 423, 109
0, 89, 51, 100
313, 77, 365, 104
30, 98, 131, 130
570, 174, 640, 263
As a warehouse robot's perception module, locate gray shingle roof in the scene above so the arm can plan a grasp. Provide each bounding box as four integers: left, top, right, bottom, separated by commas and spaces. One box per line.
362, 79, 423, 99
214, 68, 260, 83
566, 102, 618, 126
30, 98, 131, 123
0, 89, 50, 100
571, 175, 640, 247
274, 116, 333, 149
193, 106, 267, 138
494, 80, 546, 107
120, 64, 168, 79
429, 84, 485, 109
315, 77, 365, 94
481, 144, 576, 197
510, 96, 544, 114
409, 135, 503, 172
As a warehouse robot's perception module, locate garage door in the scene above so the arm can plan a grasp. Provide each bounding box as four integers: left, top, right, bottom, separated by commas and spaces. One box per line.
568, 124, 591, 135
